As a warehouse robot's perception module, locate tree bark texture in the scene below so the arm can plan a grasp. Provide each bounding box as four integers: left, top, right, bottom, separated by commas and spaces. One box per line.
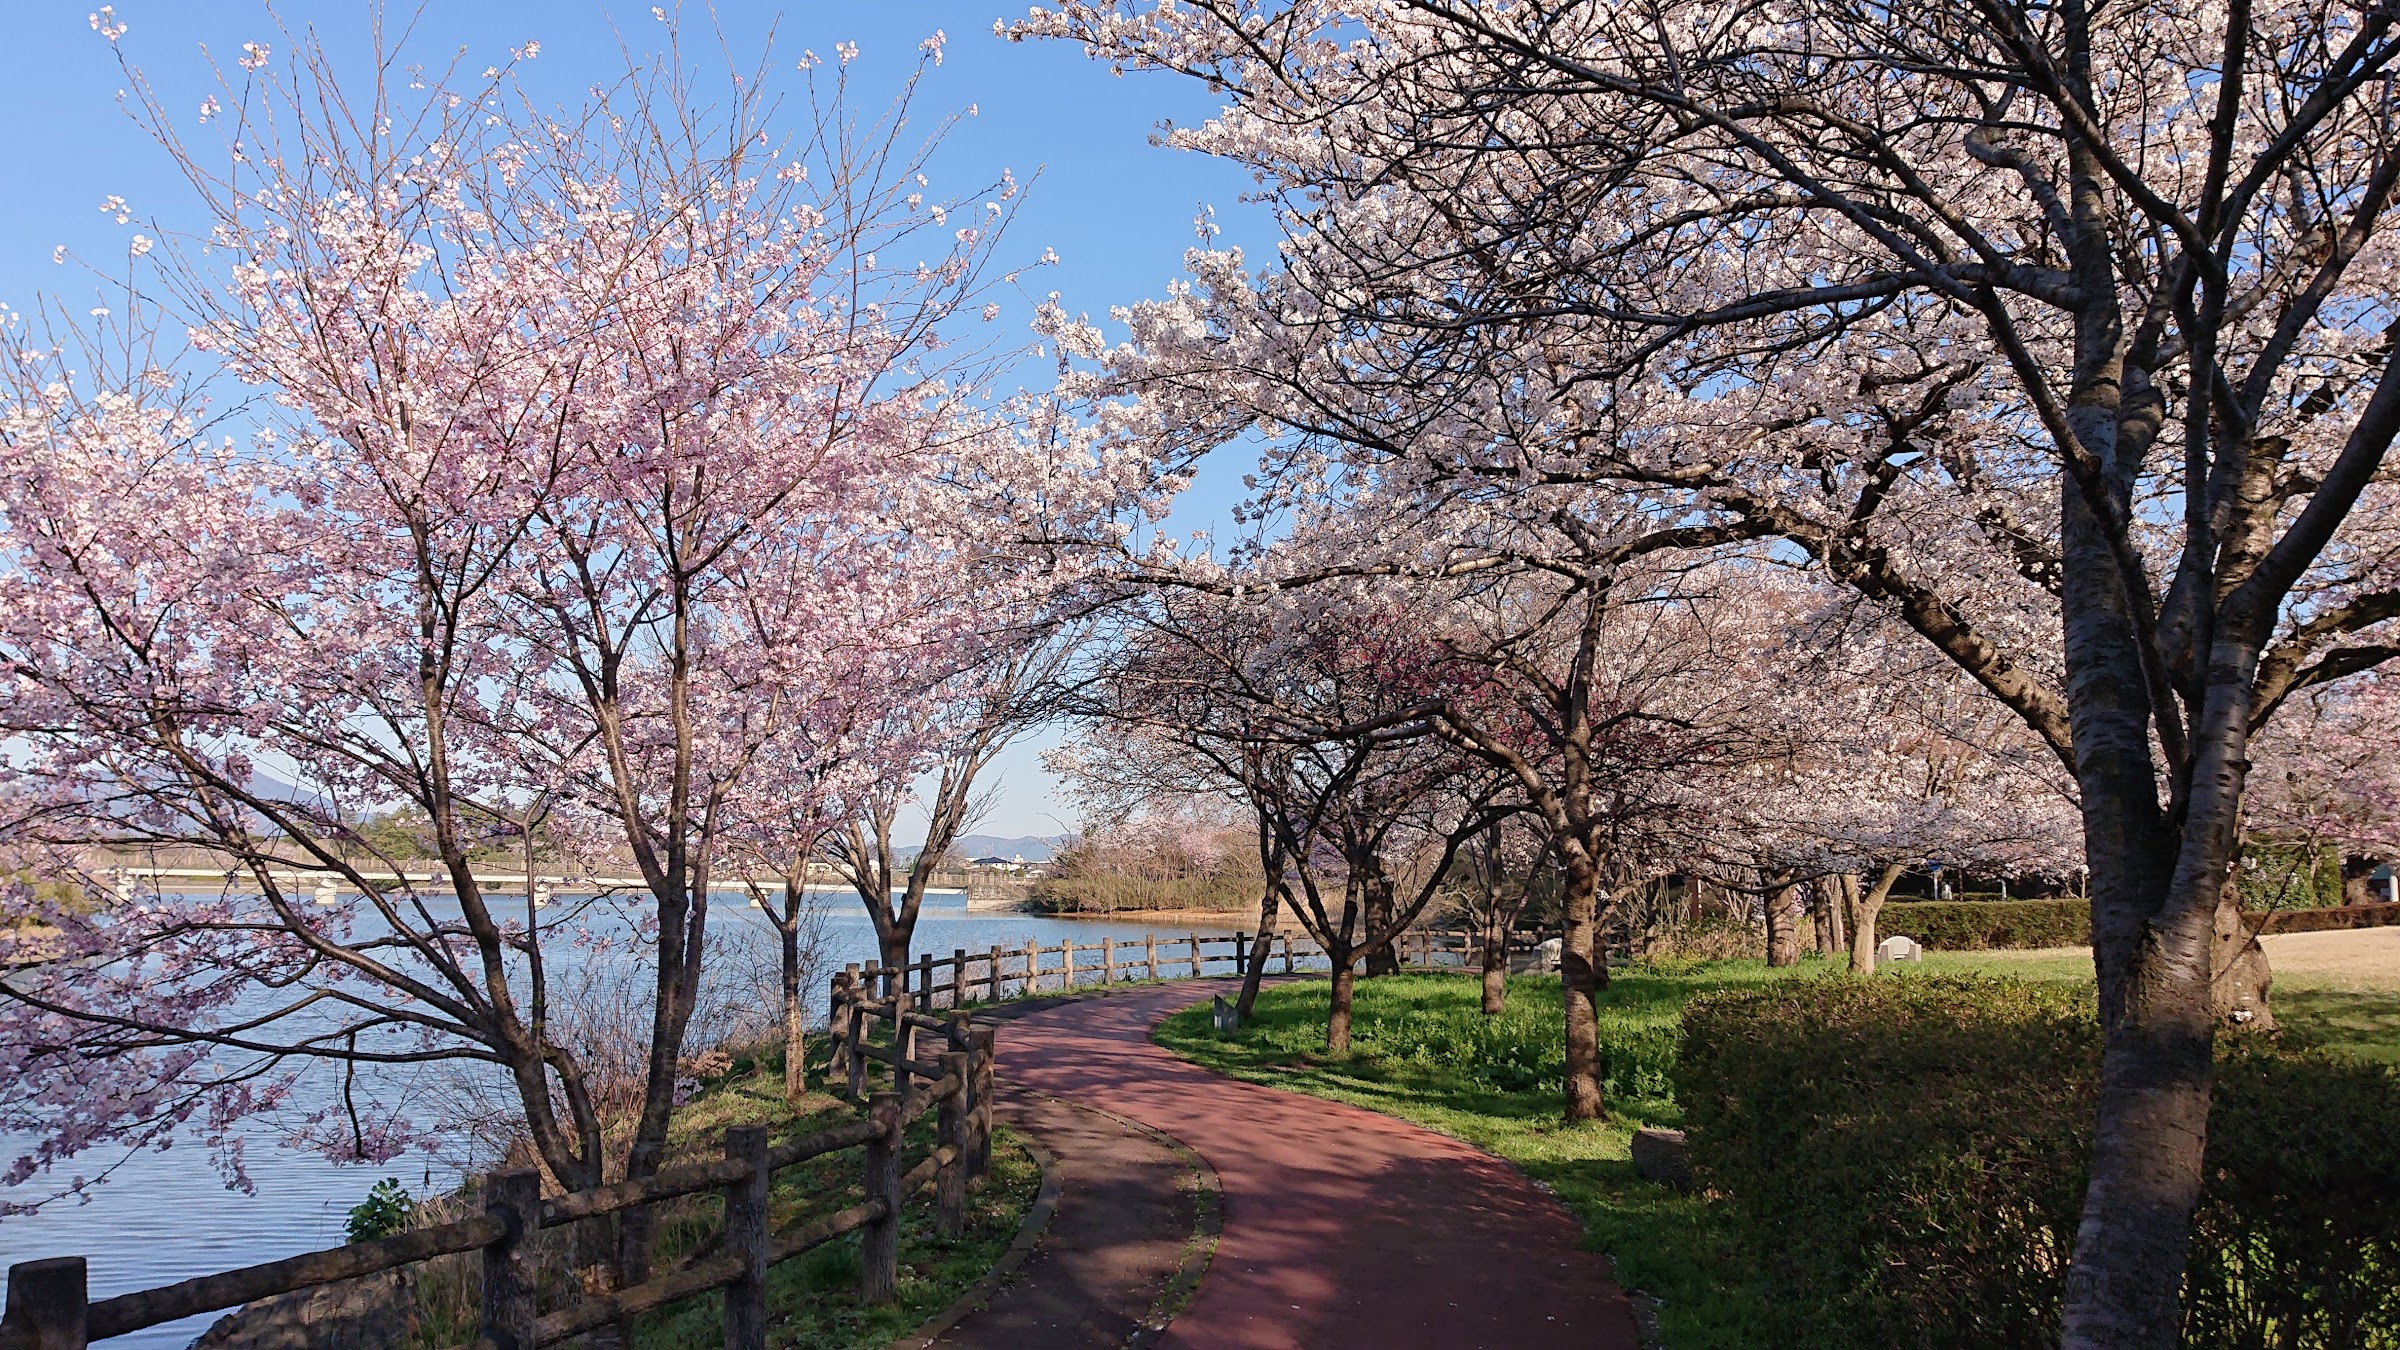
1480, 907, 1509, 1015
1558, 853, 1605, 1121
1765, 880, 1802, 968
1325, 959, 1358, 1053
1845, 863, 1907, 975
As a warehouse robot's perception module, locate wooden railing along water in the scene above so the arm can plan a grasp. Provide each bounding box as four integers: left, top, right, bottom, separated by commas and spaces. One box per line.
0, 1006, 994, 1350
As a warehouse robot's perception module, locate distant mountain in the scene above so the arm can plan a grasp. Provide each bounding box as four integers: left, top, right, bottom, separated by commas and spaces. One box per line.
900, 833, 1068, 864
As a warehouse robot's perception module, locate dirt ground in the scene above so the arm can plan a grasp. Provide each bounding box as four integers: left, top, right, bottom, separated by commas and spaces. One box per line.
2259, 926, 2400, 991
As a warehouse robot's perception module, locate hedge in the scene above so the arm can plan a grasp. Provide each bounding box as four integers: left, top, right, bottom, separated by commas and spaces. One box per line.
1677, 977, 2400, 1348
1874, 896, 2400, 950
1877, 897, 2090, 949
2251, 903, 2400, 934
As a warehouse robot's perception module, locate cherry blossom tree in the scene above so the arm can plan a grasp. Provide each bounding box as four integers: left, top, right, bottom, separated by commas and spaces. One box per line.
1074, 584, 1516, 1048
1020, 2, 2400, 1333
1711, 606, 2084, 973
821, 631, 1080, 977
0, 23, 1067, 1288
2245, 669, 2400, 906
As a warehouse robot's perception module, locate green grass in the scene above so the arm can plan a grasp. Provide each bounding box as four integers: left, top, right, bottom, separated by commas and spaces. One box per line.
2272, 983, 2400, 1064
1913, 944, 2400, 1061
627, 1047, 1046, 1350
1155, 954, 2400, 1348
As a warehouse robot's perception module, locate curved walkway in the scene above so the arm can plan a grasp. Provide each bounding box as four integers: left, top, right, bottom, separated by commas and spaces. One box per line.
937, 979, 1641, 1350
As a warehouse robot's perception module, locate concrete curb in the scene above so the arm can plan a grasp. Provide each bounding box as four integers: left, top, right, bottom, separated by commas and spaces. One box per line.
891, 1129, 1063, 1350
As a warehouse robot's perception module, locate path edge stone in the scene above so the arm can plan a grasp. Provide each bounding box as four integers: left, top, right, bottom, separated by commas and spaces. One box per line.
890, 1129, 1064, 1350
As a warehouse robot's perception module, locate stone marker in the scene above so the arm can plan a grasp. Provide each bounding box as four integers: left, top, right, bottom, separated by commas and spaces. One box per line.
1527, 937, 1564, 973
1631, 1127, 1691, 1190
1212, 994, 1239, 1034
1877, 934, 1924, 964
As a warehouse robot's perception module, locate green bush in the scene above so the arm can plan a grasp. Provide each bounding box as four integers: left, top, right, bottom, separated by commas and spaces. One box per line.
1676, 976, 2400, 1348
1879, 897, 2091, 949
2252, 903, 2400, 934
345, 1177, 416, 1243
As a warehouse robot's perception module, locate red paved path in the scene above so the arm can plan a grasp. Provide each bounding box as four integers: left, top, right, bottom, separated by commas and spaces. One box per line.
994, 980, 1642, 1350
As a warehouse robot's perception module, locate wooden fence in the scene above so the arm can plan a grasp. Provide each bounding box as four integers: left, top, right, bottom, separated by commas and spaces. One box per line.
826, 926, 1472, 1026
0, 1011, 996, 1350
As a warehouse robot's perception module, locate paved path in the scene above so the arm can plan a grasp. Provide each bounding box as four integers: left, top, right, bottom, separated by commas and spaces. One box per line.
937, 980, 1641, 1350
923, 1086, 1213, 1349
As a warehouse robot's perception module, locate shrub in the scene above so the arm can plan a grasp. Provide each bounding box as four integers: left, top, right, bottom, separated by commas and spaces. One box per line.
1878, 897, 2090, 949
2251, 903, 2400, 934
345, 1177, 417, 1243
1676, 976, 2400, 1348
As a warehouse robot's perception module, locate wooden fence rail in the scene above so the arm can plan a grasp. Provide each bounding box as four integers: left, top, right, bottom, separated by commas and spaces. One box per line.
822, 927, 1488, 1036
0, 1013, 996, 1350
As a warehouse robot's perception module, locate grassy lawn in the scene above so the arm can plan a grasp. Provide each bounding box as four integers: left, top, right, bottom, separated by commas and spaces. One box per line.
1155, 946, 2400, 1348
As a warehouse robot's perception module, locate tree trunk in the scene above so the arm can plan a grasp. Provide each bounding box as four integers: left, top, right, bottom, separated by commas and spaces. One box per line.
1846, 863, 1906, 975
2209, 878, 2274, 1030
2055, 410, 2215, 1349
2062, 888, 2215, 1350
1325, 958, 1357, 1052
1479, 906, 1509, 1015
781, 920, 806, 1102
1765, 880, 1801, 967
1814, 878, 1844, 956
1363, 876, 1400, 977
1559, 851, 1604, 1122
1235, 887, 1281, 1023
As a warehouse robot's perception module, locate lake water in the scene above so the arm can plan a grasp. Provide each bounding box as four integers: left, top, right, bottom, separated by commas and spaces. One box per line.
0, 893, 1273, 1347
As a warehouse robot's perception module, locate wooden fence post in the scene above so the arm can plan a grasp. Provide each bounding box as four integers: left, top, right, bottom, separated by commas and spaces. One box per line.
1234, 932, 1249, 977
846, 994, 869, 1100
1062, 940, 1077, 990
1146, 933, 1159, 981
1102, 936, 1117, 984
952, 949, 968, 1008
1189, 933, 1203, 978
1023, 939, 1039, 995
723, 1124, 770, 1350
862, 1093, 902, 1304
936, 1051, 970, 1236
916, 953, 933, 1006
480, 1169, 540, 1350
986, 944, 1004, 1002
3, 1256, 88, 1350
894, 991, 917, 1082
829, 967, 857, 1086
968, 1027, 997, 1182
1282, 932, 1295, 973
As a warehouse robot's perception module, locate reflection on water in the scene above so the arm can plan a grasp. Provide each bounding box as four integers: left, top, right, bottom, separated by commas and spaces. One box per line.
0, 894, 1260, 1347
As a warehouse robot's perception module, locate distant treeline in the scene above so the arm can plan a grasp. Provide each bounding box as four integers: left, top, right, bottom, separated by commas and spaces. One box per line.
1026, 821, 1263, 914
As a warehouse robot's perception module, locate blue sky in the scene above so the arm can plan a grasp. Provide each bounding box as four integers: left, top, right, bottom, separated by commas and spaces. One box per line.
0, 2, 1272, 841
